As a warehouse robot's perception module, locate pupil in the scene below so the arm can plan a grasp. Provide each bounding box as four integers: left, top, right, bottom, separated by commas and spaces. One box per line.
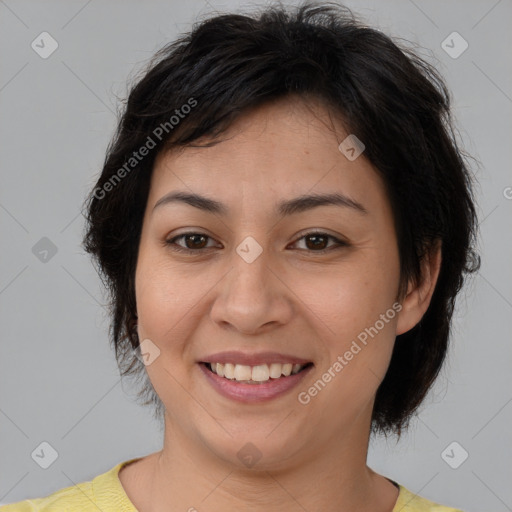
306, 235, 327, 250
186, 234, 207, 249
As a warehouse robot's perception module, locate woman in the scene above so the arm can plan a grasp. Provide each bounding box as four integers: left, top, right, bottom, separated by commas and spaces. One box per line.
1, 2, 479, 511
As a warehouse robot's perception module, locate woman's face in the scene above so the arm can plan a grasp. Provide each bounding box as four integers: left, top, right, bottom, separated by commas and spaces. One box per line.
135, 96, 405, 469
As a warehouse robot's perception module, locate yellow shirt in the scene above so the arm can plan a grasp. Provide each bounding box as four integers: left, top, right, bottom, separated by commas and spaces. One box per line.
0, 458, 463, 511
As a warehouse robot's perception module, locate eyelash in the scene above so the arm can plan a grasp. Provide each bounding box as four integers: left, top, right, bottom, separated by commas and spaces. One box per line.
164, 231, 348, 255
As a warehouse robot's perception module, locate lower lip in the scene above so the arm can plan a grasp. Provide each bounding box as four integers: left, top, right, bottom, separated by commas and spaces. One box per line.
199, 363, 313, 403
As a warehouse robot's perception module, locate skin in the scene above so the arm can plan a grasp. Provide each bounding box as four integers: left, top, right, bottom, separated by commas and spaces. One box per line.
118, 95, 441, 512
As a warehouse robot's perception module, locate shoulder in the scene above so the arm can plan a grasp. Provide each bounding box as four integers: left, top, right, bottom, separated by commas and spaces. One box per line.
0, 459, 140, 512
0, 480, 95, 512
394, 484, 464, 512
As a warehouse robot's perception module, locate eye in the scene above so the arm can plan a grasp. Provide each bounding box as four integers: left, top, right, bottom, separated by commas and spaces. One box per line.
289, 231, 348, 253
164, 231, 348, 254
165, 232, 219, 253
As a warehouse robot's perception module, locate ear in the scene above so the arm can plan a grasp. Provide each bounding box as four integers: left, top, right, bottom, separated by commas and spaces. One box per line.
396, 241, 442, 336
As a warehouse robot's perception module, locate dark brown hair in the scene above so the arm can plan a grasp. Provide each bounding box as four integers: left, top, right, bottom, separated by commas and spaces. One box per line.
82, 1, 480, 436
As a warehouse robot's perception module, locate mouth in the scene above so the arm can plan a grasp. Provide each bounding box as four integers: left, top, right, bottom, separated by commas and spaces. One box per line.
201, 361, 314, 384
198, 360, 314, 403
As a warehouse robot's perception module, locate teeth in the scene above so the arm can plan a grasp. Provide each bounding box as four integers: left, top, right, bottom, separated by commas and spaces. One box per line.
252, 364, 269, 382
207, 362, 308, 382
223, 363, 235, 379
269, 363, 282, 379
281, 363, 293, 377
234, 364, 252, 381
292, 364, 302, 374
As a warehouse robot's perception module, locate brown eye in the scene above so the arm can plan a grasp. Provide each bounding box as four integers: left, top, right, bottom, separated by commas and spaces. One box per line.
304, 234, 329, 250
182, 234, 209, 249
165, 232, 217, 253
292, 231, 348, 253
165, 231, 348, 255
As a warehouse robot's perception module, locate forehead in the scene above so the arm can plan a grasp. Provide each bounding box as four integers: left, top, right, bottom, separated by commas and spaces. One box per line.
148, 96, 388, 217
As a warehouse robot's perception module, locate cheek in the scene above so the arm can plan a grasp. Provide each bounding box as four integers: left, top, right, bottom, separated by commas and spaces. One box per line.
134, 250, 201, 347
294, 250, 400, 342
293, 251, 400, 405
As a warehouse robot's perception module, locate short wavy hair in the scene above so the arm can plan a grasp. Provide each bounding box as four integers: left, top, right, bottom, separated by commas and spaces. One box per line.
82, 1, 480, 436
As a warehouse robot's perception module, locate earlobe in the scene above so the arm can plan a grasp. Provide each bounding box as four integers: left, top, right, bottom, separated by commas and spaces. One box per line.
396, 242, 442, 336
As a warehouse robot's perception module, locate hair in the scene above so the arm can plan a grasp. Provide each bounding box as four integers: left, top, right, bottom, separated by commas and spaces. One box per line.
82, 1, 480, 437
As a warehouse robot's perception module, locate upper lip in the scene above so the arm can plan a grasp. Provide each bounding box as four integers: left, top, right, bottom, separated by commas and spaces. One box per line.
199, 351, 312, 366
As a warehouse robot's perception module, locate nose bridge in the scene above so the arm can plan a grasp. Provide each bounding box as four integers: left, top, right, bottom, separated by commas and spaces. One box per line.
230, 234, 275, 309
233, 234, 270, 293
210, 233, 292, 334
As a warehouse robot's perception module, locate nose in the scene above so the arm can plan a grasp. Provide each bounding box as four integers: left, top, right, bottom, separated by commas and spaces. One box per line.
209, 244, 294, 335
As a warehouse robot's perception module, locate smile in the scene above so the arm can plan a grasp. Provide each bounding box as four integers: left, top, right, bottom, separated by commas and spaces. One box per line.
204, 361, 312, 383
199, 361, 314, 403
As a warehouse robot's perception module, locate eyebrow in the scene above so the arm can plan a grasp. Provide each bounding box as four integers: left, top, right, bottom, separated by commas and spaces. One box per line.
152, 191, 368, 216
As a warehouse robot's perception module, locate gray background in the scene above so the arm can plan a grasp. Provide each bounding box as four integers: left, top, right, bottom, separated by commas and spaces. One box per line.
0, 0, 511, 510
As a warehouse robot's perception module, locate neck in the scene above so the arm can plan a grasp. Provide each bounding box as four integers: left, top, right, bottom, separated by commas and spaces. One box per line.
134, 407, 399, 512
